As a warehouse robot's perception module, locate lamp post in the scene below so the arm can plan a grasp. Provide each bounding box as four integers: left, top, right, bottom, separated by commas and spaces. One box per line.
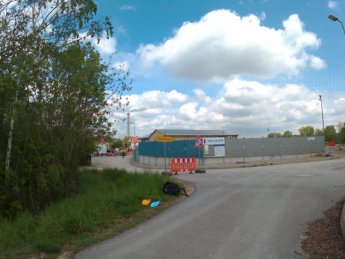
126, 112, 136, 137
328, 14, 345, 34
319, 95, 325, 134
127, 112, 130, 136
130, 121, 136, 137
126, 113, 136, 137
126, 107, 147, 137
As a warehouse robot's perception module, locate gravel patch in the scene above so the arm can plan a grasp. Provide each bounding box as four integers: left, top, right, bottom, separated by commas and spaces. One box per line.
302, 199, 345, 259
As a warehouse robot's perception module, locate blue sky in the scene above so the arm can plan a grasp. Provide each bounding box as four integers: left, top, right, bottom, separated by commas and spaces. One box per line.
93, 0, 345, 138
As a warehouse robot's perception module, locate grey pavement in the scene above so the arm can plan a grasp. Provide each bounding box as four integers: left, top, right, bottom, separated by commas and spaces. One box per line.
90, 155, 148, 173
75, 156, 345, 259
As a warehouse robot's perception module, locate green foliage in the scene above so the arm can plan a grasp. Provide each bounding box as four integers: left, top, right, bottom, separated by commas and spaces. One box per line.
324, 125, 337, 142
267, 131, 295, 138
314, 129, 323, 136
109, 138, 123, 149
0, 169, 173, 257
282, 131, 293, 137
338, 127, 345, 144
35, 241, 63, 254
267, 132, 282, 138
122, 136, 132, 148
0, 1, 131, 217
266, 125, 345, 142
335, 122, 345, 144
298, 126, 315, 137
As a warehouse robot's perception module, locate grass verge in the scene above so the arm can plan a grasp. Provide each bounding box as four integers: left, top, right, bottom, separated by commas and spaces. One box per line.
0, 169, 177, 258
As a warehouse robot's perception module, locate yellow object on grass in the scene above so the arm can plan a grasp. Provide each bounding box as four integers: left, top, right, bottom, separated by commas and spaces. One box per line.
141, 199, 152, 206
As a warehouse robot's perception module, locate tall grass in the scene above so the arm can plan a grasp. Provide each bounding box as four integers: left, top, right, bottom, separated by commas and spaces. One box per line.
0, 169, 174, 257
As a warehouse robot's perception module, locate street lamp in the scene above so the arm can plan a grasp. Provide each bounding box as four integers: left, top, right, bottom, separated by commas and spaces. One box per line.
328, 14, 345, 34
130, 121, 136, 137
126, 113, 136, 137
319, 95, 325, 134
126, 107, 147, 136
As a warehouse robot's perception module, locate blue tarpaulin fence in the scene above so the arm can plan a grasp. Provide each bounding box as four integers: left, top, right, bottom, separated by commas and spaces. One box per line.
138, 140, 203, 158
134, 137, 324, 162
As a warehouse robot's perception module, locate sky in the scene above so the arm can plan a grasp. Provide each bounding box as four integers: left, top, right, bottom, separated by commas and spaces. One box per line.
93, 0, 345, 138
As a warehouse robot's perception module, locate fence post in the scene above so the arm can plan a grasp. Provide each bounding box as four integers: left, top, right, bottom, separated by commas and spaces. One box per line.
242, 137, 246, 163
261, 137, 264, 162
164, 141, 167, 172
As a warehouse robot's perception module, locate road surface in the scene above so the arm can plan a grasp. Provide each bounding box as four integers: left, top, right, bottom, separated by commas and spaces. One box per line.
75, 157, 345, 259
90, 155, 147, 173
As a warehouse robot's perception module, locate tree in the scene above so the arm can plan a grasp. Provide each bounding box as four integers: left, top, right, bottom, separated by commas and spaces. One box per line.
0, 0, 111, 176
324, 125, 337, 142
267, 132, 282, 138
110, 138, 123, 149
0, 0, 131, 217
122, 136, 132, 148
314, 129, 323, 136
334, 122, 345, 144
338, 127, 345, 144
283, 131, 293, 137
298, 126, 314, 137
336, 122, 345, 132
0, 0, 112, 64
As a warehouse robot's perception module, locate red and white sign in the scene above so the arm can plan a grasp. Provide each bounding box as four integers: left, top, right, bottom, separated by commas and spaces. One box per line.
195, 136, 203, 147
170, 158, 196, 174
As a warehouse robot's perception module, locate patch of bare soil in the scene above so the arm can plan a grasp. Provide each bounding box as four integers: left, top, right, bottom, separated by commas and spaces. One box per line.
302, 199, 345, 259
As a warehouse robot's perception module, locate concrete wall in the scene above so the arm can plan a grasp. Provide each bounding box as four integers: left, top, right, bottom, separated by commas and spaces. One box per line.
222, 137, 324, 158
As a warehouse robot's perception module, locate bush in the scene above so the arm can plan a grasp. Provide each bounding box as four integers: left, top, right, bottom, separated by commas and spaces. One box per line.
0, 169, 173, 257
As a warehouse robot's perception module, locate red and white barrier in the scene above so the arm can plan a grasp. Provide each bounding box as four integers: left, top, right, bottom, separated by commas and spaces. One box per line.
170, 158, 196, 174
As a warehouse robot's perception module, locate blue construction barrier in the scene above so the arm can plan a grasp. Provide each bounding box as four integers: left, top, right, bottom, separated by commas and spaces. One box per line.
138, 140, 203, 158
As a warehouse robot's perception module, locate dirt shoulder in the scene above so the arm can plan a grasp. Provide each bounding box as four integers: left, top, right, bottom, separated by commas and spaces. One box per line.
300, 150, 345, 258
302, 199, 345, 259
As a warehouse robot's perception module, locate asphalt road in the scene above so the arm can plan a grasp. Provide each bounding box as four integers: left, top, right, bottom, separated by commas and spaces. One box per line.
90, 155, 147, 173
75, 157, 345, 259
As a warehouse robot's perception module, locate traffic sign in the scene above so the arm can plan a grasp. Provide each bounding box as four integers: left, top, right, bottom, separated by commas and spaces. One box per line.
194, 136, 203, 147
156, 136, 174, 142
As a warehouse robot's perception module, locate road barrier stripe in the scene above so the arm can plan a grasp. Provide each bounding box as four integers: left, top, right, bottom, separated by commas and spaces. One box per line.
170, 158, 196, 174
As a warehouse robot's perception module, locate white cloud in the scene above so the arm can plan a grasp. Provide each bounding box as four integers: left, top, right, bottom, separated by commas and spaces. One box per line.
335, 97, 345, 104
259, 11, 266, 21
136, 90, 188, 107
193, 89, 212, 104
329, 97, 345, 120
110, 79, 345, 138
117, 25, 126, 35
328, 1, 338, 9
109, 89, 189, 136
111, 89, 188, 116
91, 35, 116, 56
217, 80, 320, 125
179, 102, 199, 119
77, 32, 117, 57
137, 10, 325, 82
309, 56, 327, 70
113, 61, 129, 72
120, 4, 136, 11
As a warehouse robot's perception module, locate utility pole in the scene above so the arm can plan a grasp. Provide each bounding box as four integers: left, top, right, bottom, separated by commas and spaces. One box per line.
319, 95, 325, 134
127, 112, 130, 136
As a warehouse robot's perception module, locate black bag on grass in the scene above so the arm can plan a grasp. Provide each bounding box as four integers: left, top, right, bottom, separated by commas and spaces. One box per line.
163, 182, 188, 197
